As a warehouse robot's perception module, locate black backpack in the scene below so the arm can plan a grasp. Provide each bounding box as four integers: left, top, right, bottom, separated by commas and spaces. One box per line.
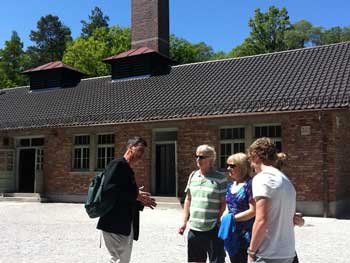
85, 171, 115, 218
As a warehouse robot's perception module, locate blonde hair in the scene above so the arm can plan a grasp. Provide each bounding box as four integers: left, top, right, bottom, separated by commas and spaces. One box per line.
227, 153, 251, 179
248, 137, 277, 163
196, 144, 216, 165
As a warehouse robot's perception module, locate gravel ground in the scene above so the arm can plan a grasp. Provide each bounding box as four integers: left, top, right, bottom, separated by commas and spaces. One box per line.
0, 202, 349, 263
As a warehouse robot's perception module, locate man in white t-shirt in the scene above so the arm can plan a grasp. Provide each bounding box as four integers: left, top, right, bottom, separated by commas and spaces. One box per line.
247, 138, 296, 263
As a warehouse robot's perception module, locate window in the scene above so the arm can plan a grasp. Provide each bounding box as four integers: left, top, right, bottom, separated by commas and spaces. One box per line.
73, 135, 90, 170
97, 134, 115, 170
36, 149, 44, 171
254, 125, 282, 152
3, 137, 9, 146
19, 139, 30, 147
17, 137, 44, 147
0, 151, 14, 171
32, 138, 45, 146
219, 127, 245, 169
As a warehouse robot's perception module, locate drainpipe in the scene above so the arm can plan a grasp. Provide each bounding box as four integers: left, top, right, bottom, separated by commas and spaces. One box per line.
319, 112, 329, 217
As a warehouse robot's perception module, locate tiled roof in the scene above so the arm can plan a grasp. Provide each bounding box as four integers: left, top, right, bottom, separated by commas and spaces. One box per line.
22, 61, 85, 74
1, 42, 350, 130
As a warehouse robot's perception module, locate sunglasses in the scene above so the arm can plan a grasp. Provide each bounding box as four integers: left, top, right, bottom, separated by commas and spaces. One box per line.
226, 163, 237, 169
194, 155, 209, 160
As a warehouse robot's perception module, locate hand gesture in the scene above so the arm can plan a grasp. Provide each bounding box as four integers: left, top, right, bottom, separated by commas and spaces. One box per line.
137, 186, 157, 209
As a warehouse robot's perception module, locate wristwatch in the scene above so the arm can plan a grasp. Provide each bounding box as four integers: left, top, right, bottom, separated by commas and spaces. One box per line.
247, 248, 257, 260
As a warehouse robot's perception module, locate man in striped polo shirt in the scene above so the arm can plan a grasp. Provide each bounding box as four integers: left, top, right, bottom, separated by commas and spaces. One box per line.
179, 145, 227, 263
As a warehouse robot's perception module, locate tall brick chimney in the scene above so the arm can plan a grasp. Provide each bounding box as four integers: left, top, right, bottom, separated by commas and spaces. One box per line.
131, 0, 170, 57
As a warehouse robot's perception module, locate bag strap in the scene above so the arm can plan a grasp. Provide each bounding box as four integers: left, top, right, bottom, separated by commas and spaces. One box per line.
99, 231, 102, 248
188, 170, 196, 186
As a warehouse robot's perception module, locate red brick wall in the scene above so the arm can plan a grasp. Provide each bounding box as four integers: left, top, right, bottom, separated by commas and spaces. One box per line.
281, 111, 335, 202
131, 0, 169, 56
44, 128, 90, 194
2, 109, 347, 211
335, 111, 350, 201
43, 124, 152, 195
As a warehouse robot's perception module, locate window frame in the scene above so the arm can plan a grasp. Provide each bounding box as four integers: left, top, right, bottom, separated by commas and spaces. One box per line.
253, 123, 282, 151
72, 134, 91, 171
96, 133, 115, 170
219, 126, 246, 169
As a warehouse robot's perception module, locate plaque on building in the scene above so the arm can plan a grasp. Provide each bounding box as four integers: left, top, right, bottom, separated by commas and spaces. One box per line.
300, 126, 311, 136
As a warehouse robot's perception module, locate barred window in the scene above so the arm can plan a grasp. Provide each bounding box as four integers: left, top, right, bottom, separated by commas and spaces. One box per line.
219, 127, 245, 169
254, 125, 282, 152
97, 134, 115, 170
73, 135, 90, 170
0, 151, 14, 172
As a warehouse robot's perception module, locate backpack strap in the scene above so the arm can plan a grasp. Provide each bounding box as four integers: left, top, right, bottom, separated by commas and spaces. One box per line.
188, 170, 196, 186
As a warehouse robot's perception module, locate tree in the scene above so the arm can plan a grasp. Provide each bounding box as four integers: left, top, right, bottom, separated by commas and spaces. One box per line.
63, 26, 130, 76
211, 51, 229, 60
249, 6, 291, 52
81, 7, 109, 38
317, 26, 350, 45
170, 35, 215, 65
229, 39, 262, 57
29, 14, 72, 64
229, 6, 292, 57
284, 20, 313, 49
0, 31, 27, 88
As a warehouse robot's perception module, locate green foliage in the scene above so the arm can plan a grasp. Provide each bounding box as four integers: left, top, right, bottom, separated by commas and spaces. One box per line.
284, 20, 313, 49
229, 6, 292, 57
81, 7, 110, 38
63, 26, 131, 76
29, 14, 72, 64
210, 51, 230, 60
0, 31, 27, 88
317, 26, 350, 45
229, 39, 263, 58
170, 35, 215, 65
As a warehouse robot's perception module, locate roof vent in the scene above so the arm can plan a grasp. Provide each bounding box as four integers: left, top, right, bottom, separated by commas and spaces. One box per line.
103, 47, 171, 80
23, 61, 86, 90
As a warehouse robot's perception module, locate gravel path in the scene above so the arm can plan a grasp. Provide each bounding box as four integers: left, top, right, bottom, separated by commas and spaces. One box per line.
0, 202, 349, 263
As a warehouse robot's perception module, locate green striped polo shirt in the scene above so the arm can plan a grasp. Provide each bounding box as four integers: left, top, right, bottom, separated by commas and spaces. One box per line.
185, 169, 227, 231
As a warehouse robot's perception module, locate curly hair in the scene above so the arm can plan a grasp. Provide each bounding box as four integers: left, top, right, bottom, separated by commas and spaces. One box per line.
248, 137, 277, 163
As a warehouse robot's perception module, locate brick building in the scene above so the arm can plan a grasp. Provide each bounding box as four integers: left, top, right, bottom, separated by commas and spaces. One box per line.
0, 0, 350, 217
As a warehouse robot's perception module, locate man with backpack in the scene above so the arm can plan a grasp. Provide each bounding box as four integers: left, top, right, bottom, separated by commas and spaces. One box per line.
97, 136, 157, 263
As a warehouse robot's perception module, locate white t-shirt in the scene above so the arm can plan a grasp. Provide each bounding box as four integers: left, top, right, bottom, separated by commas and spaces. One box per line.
252, 166, 296, 259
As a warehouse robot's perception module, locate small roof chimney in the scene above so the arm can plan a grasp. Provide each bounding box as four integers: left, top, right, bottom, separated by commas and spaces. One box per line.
23, 61, 86, 90
102, 0, 171, 80
131, 0, 169, 57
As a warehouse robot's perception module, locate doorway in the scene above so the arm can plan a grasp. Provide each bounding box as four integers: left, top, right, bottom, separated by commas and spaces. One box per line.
155, 143, 176, 196
18, 149, 36, 192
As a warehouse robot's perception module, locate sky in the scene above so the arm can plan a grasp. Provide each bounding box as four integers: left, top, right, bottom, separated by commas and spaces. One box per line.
0, 0, 349, 53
